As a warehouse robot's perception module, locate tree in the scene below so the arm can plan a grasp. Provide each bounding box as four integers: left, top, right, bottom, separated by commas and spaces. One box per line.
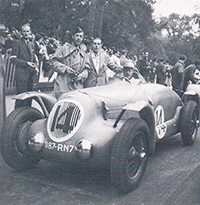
100, 0, 155, 51
155, 12, 200, 64
0, 0, 156, 53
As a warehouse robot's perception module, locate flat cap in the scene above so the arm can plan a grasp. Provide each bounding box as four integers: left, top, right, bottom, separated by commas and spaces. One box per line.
123, 60, 135, 69
71, 26, 84, 35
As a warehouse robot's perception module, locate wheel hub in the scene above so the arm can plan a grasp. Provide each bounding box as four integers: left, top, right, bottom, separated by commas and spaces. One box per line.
16, 121, 32, 154
128, 146, 137, 158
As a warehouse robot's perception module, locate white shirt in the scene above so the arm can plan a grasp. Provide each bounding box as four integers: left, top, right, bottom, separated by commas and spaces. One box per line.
91, 51, 100, 73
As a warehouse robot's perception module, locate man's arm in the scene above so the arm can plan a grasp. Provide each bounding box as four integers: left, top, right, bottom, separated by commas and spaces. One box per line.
106, 54, 122, 74
50, 46, 77, 75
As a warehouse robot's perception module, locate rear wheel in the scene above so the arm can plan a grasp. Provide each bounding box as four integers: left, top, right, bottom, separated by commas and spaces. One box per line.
1, 107, 43, 170
110, 118, 149, 193
181, 100, 199, 146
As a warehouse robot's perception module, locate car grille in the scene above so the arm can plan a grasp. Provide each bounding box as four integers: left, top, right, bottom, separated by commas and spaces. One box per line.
47, 99, 84, 142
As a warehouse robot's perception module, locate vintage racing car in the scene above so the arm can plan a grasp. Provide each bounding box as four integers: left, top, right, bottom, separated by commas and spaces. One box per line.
1, 78, 200, 193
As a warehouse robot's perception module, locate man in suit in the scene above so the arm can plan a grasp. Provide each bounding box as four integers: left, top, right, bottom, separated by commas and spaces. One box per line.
76, 37, 122, 88
12, 23, 39, 108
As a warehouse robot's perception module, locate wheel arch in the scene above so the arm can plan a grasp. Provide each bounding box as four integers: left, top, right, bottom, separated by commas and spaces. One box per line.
182, 90, 200, 106
13, 91, 57, 117
113, 100, 156, 154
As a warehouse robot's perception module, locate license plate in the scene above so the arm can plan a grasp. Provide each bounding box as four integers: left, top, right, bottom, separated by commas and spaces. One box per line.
45, 141, 74, 152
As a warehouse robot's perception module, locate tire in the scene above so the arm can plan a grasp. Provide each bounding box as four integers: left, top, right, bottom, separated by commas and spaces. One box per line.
181, 100, 199, 146
110, 118, 149, 193
1, 107, 43, 170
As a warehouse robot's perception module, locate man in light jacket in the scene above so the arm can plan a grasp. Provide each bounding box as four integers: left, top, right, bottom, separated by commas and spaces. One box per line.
50, 26, 86, 98
77, 37, 122, 88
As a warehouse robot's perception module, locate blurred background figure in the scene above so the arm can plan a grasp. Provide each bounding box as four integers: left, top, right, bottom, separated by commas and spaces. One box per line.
120, 49, 128, 67
172, 55, 187, 97
164, 60, 173, 87
155, 59, 166, 85
0, 24, 9, 131
149, 57, 157, 83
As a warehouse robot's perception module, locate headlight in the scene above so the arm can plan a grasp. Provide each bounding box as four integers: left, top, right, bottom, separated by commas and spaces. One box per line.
28, 132, 45, 152
75, 140, 93, 160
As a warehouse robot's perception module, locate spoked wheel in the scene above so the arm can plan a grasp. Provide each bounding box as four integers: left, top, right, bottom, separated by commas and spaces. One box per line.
111, 118, 149, 193
126, 133, 147, 180
1, 107, 43, 170
181, 100, 199, 146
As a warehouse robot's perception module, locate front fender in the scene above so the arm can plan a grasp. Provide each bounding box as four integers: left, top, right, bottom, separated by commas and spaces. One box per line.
113, 100, 156, 154
13, 91, 57, 117
183, 88, 200, 105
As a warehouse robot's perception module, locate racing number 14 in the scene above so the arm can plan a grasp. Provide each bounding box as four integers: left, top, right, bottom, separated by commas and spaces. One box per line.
51, 105, 76, 134
155, 105, 167, 139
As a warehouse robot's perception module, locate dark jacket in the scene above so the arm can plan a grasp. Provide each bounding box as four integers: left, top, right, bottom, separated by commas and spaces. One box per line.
172, 60, 185, 91
156, 63, 166, 85
183, 64, 197, 91
11, 38, 37, 81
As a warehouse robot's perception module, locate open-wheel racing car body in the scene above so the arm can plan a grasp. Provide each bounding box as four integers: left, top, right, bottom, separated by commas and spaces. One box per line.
1, 79, 200, 193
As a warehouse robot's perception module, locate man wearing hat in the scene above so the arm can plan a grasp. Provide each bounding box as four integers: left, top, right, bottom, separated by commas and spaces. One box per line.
123, 60, 145, 83
50, 26, 87, 98
0, 24, 9, 131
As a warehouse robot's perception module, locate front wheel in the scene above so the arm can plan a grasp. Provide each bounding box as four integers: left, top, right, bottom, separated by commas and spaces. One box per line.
1, 107, 43, 170
181, 100, 199, 146
110, 118, 149, 193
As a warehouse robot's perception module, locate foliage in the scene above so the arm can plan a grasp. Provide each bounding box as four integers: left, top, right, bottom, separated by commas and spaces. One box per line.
155, 13, 200, 64
101, 0, 155, 52
2, 0, 200, 64
0, 0, 155, 53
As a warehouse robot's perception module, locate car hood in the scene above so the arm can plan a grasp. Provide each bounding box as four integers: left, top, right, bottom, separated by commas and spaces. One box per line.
61, 80, 144, 108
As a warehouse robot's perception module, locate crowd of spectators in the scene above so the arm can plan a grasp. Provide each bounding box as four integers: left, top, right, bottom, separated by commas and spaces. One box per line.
2, 23, 200, 101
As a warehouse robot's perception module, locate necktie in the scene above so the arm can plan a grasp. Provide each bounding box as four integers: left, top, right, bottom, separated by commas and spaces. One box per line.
27, 40, 34, 61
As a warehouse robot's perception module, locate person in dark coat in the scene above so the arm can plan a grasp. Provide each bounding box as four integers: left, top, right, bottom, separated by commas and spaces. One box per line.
172, 55, 187, 97
11, 23, 39, 108
137, 52, 150, 82
156, 59, 166, 85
